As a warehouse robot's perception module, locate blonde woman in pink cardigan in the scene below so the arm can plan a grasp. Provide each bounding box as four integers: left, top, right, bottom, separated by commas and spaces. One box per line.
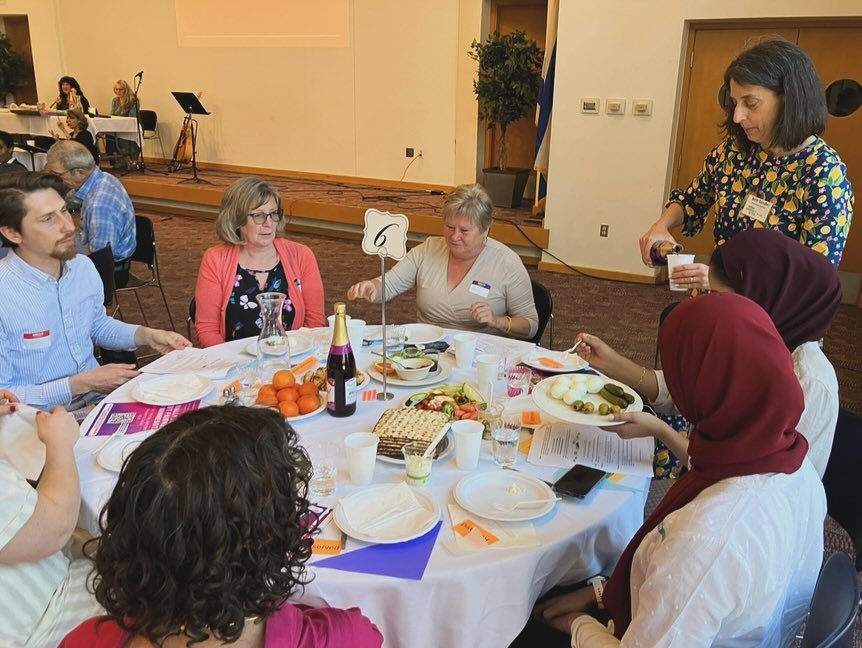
194, 177, 325, 347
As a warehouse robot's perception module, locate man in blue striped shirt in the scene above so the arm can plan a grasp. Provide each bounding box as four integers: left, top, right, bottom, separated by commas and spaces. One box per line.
45, 141, 136, 288
0, 173, 189, 408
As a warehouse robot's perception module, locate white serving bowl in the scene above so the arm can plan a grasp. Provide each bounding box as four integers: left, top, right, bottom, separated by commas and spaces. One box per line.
393, 357, 435, 381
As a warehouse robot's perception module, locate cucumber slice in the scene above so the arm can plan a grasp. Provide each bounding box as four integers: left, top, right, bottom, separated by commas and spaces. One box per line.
405, 392, 428, 407
462, 383, 486, 404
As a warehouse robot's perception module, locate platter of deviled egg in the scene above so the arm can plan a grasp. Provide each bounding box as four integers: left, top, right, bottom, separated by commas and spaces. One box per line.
530, 373, 643, 427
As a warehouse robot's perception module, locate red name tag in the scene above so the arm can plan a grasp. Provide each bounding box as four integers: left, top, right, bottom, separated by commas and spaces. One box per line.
23, 330, 50, 339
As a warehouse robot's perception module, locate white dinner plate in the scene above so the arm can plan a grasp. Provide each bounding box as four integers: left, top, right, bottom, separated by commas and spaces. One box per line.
131, 374, 213, 406
96, 432, 150, 472
531, 375, 643, 427
366, 360, 453, 387
402, 323, 446, 345
244, 333, 313, 358
335, 485, 441, 544
453, 471, 557, 522
521, 349, 589, 373
376, 430, 454, 464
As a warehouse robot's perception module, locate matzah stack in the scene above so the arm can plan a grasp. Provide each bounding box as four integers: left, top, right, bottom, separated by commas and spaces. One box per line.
372, 407, 450, 459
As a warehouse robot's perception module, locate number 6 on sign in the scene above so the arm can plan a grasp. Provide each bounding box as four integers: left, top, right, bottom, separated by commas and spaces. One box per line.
361, 209, 409, 260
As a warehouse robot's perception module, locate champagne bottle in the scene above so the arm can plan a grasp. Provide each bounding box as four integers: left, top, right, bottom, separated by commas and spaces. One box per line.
649, 240, 684, 265
326, 302, 357, 417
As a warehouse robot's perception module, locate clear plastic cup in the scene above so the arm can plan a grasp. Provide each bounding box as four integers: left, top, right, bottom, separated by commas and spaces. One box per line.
402, 441, 432, 486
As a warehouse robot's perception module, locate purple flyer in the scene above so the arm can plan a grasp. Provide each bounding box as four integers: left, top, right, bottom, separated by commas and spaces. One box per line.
83, 401, 201, 436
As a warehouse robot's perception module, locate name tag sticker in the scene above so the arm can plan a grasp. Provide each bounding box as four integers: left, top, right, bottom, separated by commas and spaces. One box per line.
469, 280, 491, 298
740, 194, 773, 223
22, 330, 51, 350
453, 518, 499, 545
312, 537, 343, 555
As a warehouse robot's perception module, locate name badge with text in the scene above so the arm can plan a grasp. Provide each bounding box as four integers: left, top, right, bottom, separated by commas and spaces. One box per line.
469, 280, 491, 298
740, 194, 773, 223
22, 330, 51, 350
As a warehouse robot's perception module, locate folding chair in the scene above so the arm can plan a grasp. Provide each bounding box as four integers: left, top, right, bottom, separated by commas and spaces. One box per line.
116, 215, 175, 331
529, 280, 554, 348
86, 244, 115, 309
139, 110, 166, 159
798, 552, 861, 647
823, 408, 862, 572
186, 296, 196, 343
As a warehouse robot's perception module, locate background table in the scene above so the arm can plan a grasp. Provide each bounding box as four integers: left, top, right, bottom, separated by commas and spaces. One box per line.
76, 330, 648, 648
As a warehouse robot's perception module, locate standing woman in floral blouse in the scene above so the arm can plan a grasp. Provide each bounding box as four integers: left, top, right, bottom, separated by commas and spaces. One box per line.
640, 38, 853, 289
194, 177, 325, 347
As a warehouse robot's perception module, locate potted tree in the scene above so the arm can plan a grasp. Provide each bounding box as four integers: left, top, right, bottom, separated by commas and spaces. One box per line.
469, 30, 542, 208
0, 33, 27, 105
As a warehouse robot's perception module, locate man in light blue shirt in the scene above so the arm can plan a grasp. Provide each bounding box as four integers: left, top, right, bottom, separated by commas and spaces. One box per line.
0, 173, 189, 408
45, 141, 136, 287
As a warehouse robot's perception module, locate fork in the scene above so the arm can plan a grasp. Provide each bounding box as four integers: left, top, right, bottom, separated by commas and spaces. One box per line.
492, 497, 561, 512
562, 339, 583, 355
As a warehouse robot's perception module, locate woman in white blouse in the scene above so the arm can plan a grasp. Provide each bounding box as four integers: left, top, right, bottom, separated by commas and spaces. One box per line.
348, 183, 538, 339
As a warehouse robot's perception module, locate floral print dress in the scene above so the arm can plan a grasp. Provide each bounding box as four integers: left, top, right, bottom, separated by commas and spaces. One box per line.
224, 262, 296, 341
670, 136, 853, 266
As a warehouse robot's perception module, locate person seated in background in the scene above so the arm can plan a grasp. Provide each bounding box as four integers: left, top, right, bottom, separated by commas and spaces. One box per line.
45, 141, 135, 287
530, 293, 825, 646
49, 108, 100, 165
105, 80, 140, 167
62, 405, 384, 647
53, 76, 90, 114
348, 183, 538, 338
0, 173, 189, 409
0, 395, 104, 646
576, 227, 842, 478
0, 131, 27, 173
195, 176, 325, 347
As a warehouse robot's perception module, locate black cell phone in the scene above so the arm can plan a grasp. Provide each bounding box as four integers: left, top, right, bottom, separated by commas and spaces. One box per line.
553, 465, 608, 499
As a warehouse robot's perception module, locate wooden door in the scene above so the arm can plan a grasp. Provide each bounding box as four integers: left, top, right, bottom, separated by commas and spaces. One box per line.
671, 27, 797, 257
484, 0, 547, 171
798, 27, 862, 274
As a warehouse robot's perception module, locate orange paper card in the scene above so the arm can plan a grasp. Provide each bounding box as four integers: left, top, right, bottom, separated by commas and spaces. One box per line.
537, 356, 564, 368
291, 356, 317, 376
521, 410, 541, 425
453, 518, 499, 545
362, 389, 378, 401
518, 435, 533, 454
312, 537, 343, 555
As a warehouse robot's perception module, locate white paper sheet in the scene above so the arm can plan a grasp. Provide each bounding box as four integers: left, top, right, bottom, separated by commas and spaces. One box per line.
138, 348, 239, 378
527, 422, 654, 477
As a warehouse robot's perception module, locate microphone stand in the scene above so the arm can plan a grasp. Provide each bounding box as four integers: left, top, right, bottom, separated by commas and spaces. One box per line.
121, 72, 167, 176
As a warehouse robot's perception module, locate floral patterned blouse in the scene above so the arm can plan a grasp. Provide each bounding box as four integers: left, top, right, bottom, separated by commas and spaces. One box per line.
670, 136, 854, 266
224, 262, 296, 341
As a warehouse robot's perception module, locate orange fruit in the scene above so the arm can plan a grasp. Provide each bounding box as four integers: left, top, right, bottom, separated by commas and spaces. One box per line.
272, 370, 296, 390
373, 361, 395, 375
277, 387, 299, 403
278, 400, 300, 418
256, 385, 277, 403
297, 394, 320, 414
298, 382, 318, 397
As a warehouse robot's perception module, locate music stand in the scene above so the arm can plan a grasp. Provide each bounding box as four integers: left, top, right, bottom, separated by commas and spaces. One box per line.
170, 91, 211, 184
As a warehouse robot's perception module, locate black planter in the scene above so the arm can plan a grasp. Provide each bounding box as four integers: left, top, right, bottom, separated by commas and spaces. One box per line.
482, 167, 531, 208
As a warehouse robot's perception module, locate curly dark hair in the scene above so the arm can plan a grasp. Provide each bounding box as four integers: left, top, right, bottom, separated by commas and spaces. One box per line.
86, 405, 315, 644
721, 38, 827, 152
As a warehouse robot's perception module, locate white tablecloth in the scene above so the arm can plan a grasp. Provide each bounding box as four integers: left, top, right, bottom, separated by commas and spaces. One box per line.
0, 111, 140, 143
76, 330, 647, 648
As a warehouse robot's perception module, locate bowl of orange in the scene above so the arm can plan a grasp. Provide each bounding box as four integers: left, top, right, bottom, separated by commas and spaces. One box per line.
256, 370, 325, 420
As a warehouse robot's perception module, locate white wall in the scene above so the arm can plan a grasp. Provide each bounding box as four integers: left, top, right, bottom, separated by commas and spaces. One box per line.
15, 0, 480, 185
546, 1, 862, 278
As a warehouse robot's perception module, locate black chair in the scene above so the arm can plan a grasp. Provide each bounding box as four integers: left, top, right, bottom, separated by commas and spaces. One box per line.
653, 301, 681, 369
86, 244, 115, 308
529, 280, 554, 347
799, 552, 860, 647
139, 110, 166, 159
116, 215, 175, 331
823, 408, 862, 572
186, 296, 196, 342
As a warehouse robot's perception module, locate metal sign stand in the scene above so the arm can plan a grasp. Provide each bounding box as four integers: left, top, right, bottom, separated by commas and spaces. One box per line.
377, 249, 394, 401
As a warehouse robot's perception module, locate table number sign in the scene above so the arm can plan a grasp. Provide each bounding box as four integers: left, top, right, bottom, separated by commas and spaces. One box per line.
361, 209, 410, 401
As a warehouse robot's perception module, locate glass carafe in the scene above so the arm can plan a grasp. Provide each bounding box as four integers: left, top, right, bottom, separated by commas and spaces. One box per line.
256, 292, 291, 377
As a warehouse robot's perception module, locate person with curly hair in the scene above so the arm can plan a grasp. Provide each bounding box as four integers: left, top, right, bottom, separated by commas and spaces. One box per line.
60, 406, 383, 647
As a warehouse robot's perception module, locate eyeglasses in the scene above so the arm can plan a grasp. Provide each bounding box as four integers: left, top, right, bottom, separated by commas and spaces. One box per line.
248, 209, 283, 225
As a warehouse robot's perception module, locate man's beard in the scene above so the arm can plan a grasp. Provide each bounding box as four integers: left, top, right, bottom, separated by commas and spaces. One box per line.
51, 240, 77, 261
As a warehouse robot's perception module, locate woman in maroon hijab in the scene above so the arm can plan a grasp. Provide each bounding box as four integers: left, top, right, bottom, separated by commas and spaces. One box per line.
575, 228, 841, 478
534, 293, 826, 646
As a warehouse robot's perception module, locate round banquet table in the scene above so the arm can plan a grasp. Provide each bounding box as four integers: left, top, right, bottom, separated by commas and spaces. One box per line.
76, 329, 648, 648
